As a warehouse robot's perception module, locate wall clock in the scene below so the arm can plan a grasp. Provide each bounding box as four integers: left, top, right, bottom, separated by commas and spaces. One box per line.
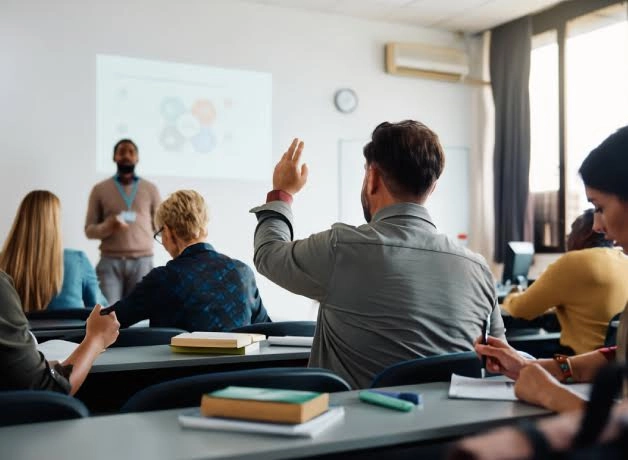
334, 88, 358, 114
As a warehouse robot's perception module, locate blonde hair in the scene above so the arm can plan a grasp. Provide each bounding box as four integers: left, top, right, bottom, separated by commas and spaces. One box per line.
154, 190, 209, 242
0, 191, 63, 312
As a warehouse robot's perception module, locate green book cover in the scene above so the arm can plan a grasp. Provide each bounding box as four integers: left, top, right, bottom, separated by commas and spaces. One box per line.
208, 386, 321, 404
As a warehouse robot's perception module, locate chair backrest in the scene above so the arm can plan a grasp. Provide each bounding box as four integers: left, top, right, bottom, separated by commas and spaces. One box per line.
229, 321, 316, 337
121, 367, 351, 413
0, 391, 89, 426
62, 327, 187, 347
604, 312, 622, 347
370, 351, 482, 388
26, 308, 92, 321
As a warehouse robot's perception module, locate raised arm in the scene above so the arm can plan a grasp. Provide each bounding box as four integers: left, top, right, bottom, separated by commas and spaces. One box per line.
251, 139, 336, 300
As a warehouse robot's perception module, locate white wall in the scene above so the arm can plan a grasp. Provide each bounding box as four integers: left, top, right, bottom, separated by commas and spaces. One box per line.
0, 0, 472, 320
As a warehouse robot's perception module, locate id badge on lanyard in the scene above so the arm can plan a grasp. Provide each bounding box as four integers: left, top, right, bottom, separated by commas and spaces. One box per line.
114, 176, 139, 223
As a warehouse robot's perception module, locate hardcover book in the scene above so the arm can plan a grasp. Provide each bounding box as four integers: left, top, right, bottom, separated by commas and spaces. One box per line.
170, 332, 265, 348
201, 386, 329, 424
170, 341, 261, 355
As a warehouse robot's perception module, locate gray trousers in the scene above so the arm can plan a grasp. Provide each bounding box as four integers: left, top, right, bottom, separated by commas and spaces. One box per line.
96, 256, 153, 304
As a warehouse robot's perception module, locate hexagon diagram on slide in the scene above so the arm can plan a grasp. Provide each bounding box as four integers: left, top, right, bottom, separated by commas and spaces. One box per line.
159, 97, 219, 154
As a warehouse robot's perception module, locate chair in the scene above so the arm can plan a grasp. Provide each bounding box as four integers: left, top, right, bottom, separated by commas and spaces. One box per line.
506, 331, 563, 358
370, 351, 482, 388
230, 321, 316, 337
0, 390, 89, 426
26, 308, 92, 321
604, 312, 622, 347
62, 327, 187, 347
121, 367, 351, 413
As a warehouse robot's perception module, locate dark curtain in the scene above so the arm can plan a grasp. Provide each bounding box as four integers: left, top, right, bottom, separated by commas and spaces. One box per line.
490, 17, 533, 263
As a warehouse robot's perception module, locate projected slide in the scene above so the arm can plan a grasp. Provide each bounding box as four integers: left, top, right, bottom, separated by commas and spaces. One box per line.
96, 55, 272, 180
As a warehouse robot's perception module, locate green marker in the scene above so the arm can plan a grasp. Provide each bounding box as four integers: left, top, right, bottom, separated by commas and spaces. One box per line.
358, 390, 415, 412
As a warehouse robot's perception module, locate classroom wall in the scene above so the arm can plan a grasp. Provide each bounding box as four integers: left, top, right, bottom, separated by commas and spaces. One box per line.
0, 0, 472, 320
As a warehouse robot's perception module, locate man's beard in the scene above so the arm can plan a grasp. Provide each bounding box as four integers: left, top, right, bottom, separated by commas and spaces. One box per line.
116, 162, 135, 175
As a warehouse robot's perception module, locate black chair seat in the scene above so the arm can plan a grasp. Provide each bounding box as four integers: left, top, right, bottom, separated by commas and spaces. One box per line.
370, 351, 482, 388
62, 327, 187, 347
0, 391, 89, 426
121, 367, 351, 413
26, 308, 92, 321
230, 321, 316, 337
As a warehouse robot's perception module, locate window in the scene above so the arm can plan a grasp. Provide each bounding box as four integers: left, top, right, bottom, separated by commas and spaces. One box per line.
565, 5, 628, 227
530, 31, 560, 250
529, 0, 628, 252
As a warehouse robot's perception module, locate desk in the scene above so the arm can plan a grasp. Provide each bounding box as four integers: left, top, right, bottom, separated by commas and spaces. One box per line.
0, 381, 551, 460
28, 318, 86, 331
77, 344, 311, 412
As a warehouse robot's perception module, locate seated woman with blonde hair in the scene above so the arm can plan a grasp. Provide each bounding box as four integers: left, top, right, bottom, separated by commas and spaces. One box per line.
0, 190, 107, 311
101, 190, 270, 330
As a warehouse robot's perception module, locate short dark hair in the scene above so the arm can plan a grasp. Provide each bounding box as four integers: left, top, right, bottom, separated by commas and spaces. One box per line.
113, 139, 138, 156
363, 120, 445, 198
568, 209, 613, 251
579, 126, 628, 201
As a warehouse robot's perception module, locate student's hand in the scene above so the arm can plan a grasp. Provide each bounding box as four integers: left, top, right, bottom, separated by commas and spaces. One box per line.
474, 336, 526, 380
105, 214, 129, 232
85, 304, 120, 349
272, 138, 309, 196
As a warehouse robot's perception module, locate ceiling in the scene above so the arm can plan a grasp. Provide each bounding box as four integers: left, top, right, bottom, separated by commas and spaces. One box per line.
242, 0, 565, 33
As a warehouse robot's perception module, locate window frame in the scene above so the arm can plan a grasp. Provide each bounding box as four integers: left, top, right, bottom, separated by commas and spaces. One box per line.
529, 0, 625, 253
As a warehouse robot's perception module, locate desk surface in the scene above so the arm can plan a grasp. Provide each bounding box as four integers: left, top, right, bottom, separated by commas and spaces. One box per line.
28, 318, 86, 331
0, 381, 551, 460
90, 343, 311, 374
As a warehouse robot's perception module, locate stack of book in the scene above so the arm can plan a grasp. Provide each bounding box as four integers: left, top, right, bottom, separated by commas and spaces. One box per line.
178, 386, 344, 437
170, 332, 266, 355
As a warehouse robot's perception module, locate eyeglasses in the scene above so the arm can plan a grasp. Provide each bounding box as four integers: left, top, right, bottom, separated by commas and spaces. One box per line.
154, 227, 164, 245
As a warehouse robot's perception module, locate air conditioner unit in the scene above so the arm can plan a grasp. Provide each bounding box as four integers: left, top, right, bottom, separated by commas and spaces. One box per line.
386, 42, 477, 84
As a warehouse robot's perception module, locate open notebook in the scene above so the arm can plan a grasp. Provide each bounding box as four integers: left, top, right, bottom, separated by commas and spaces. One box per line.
37, 340, 80, 362
448, 374, 591, 401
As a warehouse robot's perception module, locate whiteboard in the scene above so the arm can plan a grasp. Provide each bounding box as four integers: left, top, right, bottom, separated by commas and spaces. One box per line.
338, 139, 469, 240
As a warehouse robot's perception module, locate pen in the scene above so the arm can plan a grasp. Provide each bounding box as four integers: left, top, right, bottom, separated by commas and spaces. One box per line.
481, 312, 491, 378
100, 305, 116, 315
370, 390, 422, 405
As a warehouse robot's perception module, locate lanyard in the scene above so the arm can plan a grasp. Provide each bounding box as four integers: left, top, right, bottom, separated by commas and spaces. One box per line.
113, 176, 139, 210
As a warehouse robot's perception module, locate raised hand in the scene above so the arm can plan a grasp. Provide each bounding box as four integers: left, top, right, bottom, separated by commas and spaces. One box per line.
272, 138, 309, 196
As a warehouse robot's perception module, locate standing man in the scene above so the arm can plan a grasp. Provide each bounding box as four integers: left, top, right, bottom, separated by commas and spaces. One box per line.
85, 139, 161, 304
251, 121, 504, 389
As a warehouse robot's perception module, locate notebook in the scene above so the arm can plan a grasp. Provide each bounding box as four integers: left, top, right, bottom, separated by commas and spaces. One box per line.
448, 374, 591, 401
267, 336, 313, 347
178, 406, 344, 438
37, 339, 80, 362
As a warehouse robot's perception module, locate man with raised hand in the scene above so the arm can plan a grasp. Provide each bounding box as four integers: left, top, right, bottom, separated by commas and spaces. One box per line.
250, 121, 504, 389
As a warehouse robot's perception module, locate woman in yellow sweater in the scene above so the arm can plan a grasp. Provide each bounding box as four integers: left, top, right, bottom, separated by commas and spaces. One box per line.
502, 209, 628, 355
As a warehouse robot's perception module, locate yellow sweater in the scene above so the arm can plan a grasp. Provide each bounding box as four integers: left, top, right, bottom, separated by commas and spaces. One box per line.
503, 248, 628, 355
